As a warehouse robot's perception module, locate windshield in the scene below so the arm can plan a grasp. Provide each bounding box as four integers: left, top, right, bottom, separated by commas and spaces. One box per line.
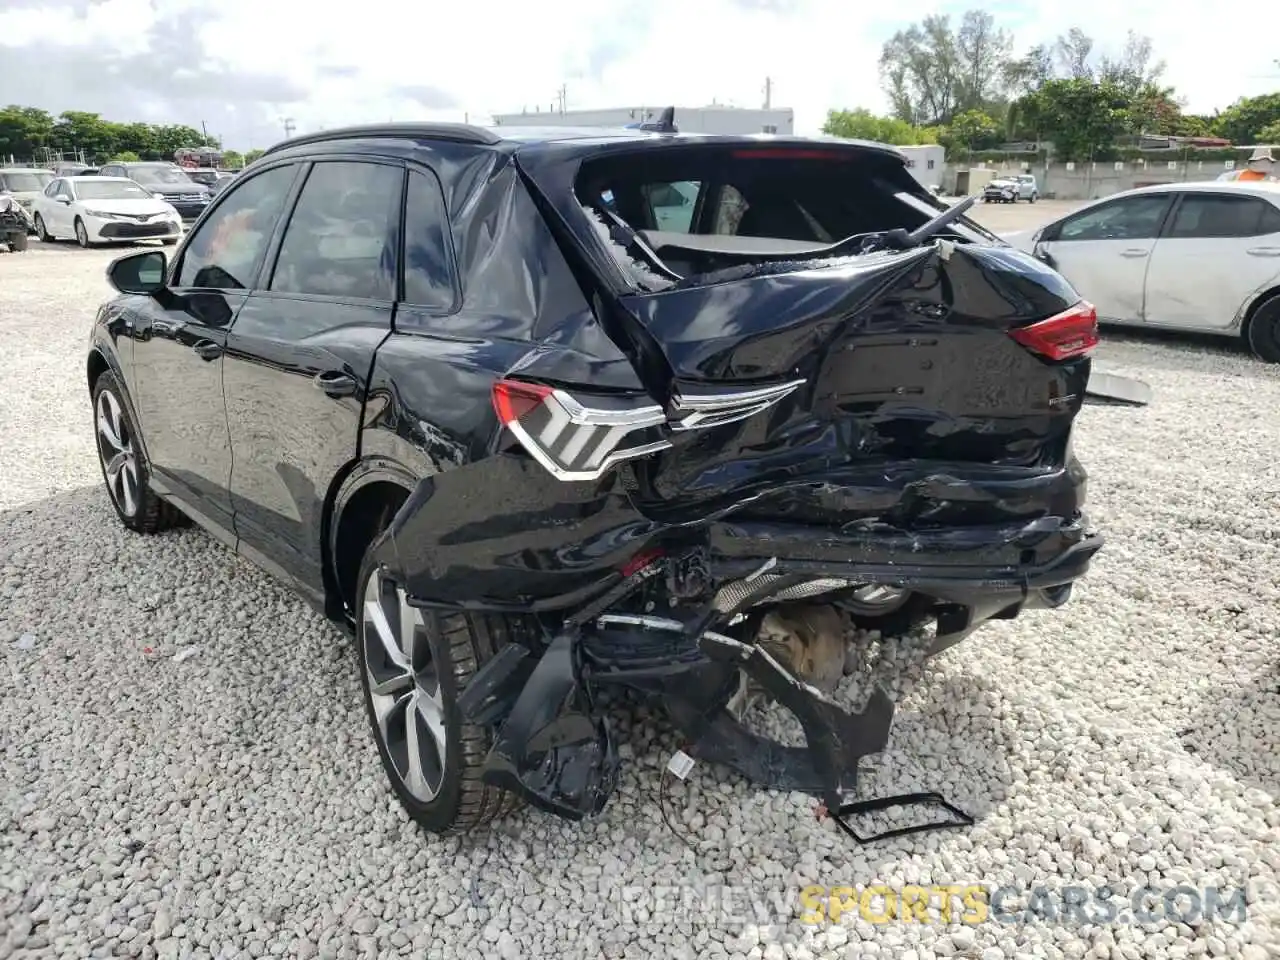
128, 165, 195, 185
76, 180, 153, 201
1, 171, 53, 192
186, 170, 218, 185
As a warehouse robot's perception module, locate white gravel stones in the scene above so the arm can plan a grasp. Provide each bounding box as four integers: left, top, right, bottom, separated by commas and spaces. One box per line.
1, 244, 1278, 960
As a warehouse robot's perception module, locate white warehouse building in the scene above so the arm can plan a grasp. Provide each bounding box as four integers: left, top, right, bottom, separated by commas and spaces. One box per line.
490, 105, 795, 136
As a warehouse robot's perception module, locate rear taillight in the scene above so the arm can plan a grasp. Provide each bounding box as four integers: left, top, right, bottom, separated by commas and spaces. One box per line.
1009, 301, 1098, 361
491, 380, 670, 482
493, 377, 806, 482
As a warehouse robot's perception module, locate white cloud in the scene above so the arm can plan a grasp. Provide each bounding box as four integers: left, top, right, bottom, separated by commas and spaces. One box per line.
0, 0, 1276, 149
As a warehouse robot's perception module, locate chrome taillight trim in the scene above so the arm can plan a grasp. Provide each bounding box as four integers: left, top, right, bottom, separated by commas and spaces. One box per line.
669, 378, 806, 431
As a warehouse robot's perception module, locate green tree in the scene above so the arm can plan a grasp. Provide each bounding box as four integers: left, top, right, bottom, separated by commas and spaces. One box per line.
243, 148, 265, 165
1259, 121, 1280, 144
110, 150, 141, 162
822, 108, 932, 145
1017, 77, 1131, 160
946, 109, 1002, 149
221, 149, 244, 169
1213, 93, 1280, 144
50, 111, 119, 160
0, 105, 55, 159
879, 10, 1012, 124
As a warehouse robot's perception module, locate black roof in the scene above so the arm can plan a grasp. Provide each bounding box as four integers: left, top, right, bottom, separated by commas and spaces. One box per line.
258, 122, 905, 160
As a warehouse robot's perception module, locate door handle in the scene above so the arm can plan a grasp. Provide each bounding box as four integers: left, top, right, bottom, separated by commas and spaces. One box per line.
1246, 247, 1280, 257
1120, 249, 1149, 258
192, 340, 222, 361
314, 370, 358, 398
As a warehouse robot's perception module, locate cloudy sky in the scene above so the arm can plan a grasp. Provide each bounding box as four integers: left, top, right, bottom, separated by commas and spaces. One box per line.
1, 0, 1276, 151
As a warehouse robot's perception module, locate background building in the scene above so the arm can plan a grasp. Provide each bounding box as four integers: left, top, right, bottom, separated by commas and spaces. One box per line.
490, 105, 795, 136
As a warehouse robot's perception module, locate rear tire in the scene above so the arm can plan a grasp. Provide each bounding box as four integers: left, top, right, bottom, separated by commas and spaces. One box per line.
355, 541, 525, 834
1245, 294, 1280, 363
9, 231, 27, 252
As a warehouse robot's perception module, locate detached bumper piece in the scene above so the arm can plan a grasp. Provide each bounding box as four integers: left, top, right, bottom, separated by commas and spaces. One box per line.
456, 589, 973, 841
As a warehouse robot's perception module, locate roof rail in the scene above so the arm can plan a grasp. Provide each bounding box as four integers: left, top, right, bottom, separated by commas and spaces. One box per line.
261, 122, 502, 157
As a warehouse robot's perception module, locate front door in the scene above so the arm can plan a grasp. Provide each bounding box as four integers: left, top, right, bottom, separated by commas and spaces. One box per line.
131, 161, 303, 536
1142, 191, 1280, 330
1037, 193, 1175, 324
222, 159, 403, 598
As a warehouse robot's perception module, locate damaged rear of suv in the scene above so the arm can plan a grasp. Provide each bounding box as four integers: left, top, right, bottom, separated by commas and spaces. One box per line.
91, 122, 1101, 838
376, 126, 1101, 833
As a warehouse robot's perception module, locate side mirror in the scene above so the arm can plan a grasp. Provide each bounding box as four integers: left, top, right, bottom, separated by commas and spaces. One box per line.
56, 195, 72, 204
107, 250, 168, 295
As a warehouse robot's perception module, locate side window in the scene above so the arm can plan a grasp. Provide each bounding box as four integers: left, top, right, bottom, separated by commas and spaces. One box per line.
1167, 194, 1271, 239
1057, 195, 1171, 242
100, 166, 117, 178
46, 179, 63, 198
268, 161, 401, 301
641, 180, 701, 233
177, 164, 297, 289
1260, 201, 1280, 235
403, 168, 456, 309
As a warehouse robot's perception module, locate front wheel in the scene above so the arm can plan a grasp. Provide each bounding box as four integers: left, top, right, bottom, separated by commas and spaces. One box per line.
92, 372, 185, 532
1245, 295, 1280, 363
75, 217, 92, 248
355, 547, 524, 834
33, 213, 53, 242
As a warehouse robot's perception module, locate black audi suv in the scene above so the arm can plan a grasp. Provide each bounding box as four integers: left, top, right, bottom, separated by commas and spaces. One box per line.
88, 122, 1102, 835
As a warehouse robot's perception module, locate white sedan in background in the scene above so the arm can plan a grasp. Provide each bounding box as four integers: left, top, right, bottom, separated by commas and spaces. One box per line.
1005, 181, 1280, 362
31, 176, 183, 248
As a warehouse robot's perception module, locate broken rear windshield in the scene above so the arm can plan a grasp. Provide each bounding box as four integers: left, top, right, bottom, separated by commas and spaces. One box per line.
573, 144, 995, 289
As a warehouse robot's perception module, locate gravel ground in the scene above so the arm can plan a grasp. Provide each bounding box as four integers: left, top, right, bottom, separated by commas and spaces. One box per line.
2, 242, 1279, 960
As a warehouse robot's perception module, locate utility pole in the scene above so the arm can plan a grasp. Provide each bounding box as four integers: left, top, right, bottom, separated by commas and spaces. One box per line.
556, 84, 567, 115
281, 117, 296, 138
201, 120, 209, 141
763, 76, 772, 109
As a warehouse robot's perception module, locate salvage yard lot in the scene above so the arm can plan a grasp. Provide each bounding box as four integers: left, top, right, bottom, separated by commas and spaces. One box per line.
2, 228, 1279, 959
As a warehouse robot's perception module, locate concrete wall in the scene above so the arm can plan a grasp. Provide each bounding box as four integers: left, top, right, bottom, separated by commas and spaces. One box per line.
943, 157, 1243, 200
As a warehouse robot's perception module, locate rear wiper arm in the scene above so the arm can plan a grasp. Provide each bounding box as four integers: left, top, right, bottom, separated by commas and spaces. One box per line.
596, 206, 684, 282
867, 195, 979, 252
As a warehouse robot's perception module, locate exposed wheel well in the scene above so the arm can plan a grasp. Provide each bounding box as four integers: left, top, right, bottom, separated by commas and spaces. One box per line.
332, 480, 411, 619
87, 350, 109, 395
1241, 286, 1280, 340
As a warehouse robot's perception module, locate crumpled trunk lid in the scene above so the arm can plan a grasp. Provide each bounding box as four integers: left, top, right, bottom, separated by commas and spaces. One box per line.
616, 242, 1090, 524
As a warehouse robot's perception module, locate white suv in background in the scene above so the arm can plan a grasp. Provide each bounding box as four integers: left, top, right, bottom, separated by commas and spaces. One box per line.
984, 174, 1038, 203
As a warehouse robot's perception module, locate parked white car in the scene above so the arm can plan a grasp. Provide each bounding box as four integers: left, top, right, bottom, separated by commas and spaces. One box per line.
1005, 181, 1280, 362
31, 176, 183, 248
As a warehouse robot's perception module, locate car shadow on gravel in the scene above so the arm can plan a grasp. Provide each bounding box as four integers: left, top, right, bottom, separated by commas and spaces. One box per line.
1178, 670, 1280, 798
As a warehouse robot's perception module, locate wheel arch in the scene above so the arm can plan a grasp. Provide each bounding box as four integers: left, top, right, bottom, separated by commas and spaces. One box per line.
87, 345, 152, 465
1240, 285, 1280, 340
323, 456, 418, 623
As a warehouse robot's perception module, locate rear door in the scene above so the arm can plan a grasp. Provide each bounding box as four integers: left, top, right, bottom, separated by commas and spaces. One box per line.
222, 158, 403, 599
1035, 192, 1174, 324
1142, 191, 1280, 331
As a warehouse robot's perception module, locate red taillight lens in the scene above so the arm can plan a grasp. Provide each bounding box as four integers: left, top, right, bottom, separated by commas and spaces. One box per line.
492, 380, 553, 425
1009, 301, 1099, 361
490, 378, 669, 482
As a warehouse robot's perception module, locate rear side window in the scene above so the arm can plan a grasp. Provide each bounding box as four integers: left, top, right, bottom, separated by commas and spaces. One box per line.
1262, 201, 1280, 235
269, 161, 401, 301
1168, 194, 1277, 238
641, 180, 701, 233
402, 168, 455, 309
